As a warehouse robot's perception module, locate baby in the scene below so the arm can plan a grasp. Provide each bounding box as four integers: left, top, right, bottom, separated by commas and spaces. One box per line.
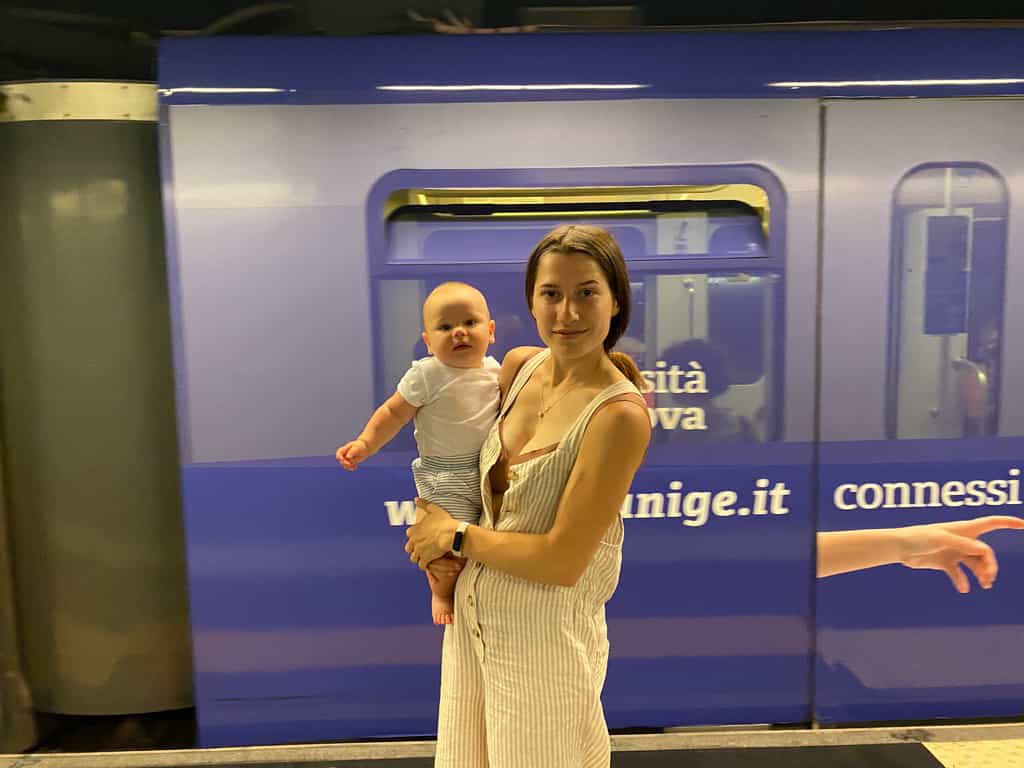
336, 282, 499, 624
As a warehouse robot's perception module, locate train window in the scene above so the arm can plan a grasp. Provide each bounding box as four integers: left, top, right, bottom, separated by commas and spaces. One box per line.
641, 272, 779, 445
888, 164, 1008, 438
383, 185, 769, 264
370, 181, 781, 453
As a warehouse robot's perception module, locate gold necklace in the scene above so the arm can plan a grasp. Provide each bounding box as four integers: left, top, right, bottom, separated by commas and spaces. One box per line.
538, 381, 573, 419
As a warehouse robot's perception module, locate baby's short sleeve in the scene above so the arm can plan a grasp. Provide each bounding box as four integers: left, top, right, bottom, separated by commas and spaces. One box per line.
396, 359, 430, 407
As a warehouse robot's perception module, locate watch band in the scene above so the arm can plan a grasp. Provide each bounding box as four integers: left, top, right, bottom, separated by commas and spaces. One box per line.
451, 521, 470, 557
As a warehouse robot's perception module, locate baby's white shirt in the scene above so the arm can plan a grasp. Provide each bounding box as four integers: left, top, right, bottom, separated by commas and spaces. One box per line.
397, 355, 501, 458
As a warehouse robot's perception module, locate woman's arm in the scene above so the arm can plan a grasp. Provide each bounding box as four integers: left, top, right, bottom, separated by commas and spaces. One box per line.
816, 529, 908, 578
817, 516, 1024, 592
407, 399, 650, 586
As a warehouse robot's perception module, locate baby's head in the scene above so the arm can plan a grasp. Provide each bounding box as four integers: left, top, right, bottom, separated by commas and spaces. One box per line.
421, 282, 495, 368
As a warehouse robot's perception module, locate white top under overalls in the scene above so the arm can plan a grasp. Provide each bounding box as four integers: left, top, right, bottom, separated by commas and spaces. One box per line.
434, 349, 645, 767
397, 355, 500, 523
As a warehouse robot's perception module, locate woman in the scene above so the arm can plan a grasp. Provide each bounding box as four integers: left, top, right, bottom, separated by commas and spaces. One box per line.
406, 224, 651, 767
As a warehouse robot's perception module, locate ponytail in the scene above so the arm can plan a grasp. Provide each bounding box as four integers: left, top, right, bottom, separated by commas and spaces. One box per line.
608, 350, 644, 390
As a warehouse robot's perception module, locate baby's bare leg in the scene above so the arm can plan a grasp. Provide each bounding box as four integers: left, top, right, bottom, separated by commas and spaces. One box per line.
425, 554, 466, 626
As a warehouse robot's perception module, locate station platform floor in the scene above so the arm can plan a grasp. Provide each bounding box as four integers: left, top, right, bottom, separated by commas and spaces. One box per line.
3, 721, 1022, 768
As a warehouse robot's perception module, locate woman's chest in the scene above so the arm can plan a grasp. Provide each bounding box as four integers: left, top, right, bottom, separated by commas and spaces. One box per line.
482, 448, 571, 533
500, 386, 596, 458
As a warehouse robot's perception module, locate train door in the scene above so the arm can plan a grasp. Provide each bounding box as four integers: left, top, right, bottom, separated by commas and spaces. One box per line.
366, 163, 817, 731
817, 99, 1024, 722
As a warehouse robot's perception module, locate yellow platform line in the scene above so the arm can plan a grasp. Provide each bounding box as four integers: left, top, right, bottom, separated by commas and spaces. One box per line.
926, 738, 1024, 768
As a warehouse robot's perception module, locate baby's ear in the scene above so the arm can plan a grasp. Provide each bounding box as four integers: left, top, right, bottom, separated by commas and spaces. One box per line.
421, 331, 432, 354
488, 319, 496, 343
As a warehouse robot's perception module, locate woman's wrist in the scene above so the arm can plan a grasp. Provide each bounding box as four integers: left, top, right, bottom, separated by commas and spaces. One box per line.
441, 519, 460, 553
892, 525, 918, 565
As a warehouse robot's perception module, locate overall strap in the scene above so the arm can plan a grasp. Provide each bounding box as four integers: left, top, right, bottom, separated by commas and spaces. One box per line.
562, 379, 644, 453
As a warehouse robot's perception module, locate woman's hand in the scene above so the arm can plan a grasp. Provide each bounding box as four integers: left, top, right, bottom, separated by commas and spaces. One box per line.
405, 497, 459, 569
898, 515, 1024, 593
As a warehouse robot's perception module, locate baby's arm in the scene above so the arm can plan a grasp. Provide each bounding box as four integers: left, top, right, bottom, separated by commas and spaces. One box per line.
336, 392, 417, 470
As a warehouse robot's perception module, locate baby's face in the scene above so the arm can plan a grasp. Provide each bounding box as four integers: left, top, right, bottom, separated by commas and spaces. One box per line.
422, 286, 495, 369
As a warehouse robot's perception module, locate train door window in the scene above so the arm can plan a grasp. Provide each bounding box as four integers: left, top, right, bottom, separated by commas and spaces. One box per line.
888, 165, 1008, 439
369, 176, 784, 455
642, 272, 779, 444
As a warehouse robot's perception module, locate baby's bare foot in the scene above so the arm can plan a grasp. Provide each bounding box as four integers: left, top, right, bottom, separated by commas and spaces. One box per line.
432, 593, 455, 625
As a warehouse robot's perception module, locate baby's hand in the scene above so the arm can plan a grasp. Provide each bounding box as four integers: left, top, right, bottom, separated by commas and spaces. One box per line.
336, 439, 369, 470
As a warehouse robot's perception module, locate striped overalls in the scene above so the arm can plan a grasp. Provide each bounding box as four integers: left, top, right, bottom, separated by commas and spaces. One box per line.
435, 350, 641, 767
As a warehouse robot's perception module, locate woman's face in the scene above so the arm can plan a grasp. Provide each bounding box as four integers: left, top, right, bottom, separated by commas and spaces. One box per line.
530, 249, 618, 360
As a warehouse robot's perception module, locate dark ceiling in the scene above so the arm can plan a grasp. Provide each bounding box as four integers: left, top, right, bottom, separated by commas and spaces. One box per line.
2, 0, 1023, 82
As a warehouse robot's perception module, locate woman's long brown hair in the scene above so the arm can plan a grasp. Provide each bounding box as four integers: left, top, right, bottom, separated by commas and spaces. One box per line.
524, 224, 644, 388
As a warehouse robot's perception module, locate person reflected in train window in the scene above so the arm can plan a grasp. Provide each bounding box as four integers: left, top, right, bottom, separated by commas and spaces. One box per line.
405, 224, 651, 768
657, 337, 757, 444
959, 322, 1000, 436
336, 282, 499, 625
818, 515, 1024, 592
